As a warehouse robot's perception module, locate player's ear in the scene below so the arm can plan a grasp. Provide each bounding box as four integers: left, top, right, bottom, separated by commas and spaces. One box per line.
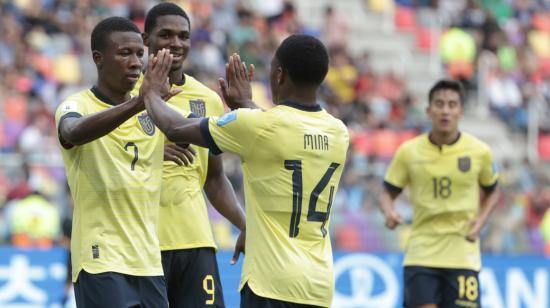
92, 50, 104, 69
277, 67, 285, 85
142, 32, 149, 47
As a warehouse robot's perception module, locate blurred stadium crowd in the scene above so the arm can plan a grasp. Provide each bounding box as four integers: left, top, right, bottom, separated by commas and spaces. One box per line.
1, 0, 550, 255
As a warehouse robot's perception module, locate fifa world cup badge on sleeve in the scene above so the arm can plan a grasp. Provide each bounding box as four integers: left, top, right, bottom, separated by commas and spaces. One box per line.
216, 111, 237, 127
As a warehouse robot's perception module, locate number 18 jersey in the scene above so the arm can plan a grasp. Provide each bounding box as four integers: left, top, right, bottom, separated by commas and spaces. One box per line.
200, 102, 349, 307
384, 133, 498, 271
55, 88, 164, 282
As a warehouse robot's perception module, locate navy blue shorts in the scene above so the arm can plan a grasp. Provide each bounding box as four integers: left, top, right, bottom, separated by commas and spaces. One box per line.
404, 266, 481, 308
162, 248, 225, 307
74, 270, 168, 308
240, 283, 325, 308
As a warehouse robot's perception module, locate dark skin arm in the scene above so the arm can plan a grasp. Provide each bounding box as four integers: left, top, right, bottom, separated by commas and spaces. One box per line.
466, 187, 500, 242
141, 49, 207, 146
204, 155, 245, 231
143, 50, 262, 145
204, 155, 246, 263
143, 50, 247, 262
379, 188, 404, 230
59, 97, 143, 147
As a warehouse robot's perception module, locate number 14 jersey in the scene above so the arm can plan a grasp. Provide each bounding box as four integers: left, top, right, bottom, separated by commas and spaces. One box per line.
55, 88, 164, 282
201, 102, 349, 307
384, 133, 498, 271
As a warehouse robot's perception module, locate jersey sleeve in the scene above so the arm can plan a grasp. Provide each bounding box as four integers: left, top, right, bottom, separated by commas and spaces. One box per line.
383, 145, 409, 193
199, 108, 264, 158
479, 147, 499, 190
55, 99, 85, 149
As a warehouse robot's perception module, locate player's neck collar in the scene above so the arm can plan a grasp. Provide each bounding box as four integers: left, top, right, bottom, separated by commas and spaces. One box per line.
428, 131, 461, 147
90, 86, 116, 106
279, 100, 321, 112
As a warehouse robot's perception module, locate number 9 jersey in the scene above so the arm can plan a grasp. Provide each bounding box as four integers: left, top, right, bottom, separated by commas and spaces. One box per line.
200, 102, 349, 307
384, 133, 499, 271
55, 88, 164, 282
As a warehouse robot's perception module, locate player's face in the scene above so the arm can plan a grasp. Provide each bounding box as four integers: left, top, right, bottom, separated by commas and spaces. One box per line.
427, 89, 463, 134
144, 15, 190, 71
269, 57, 283, 103
98, 31, 144, 93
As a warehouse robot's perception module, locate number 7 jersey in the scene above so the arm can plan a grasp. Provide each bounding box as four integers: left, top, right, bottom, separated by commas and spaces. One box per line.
200, 102, 349, 307
55, 88, 164, 282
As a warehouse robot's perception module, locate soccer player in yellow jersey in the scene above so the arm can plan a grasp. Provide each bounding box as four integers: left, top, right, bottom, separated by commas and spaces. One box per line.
55, 17, 177, 307
140, 35, 349, 307
380, 80, 500, 308
132, 3, 246, 307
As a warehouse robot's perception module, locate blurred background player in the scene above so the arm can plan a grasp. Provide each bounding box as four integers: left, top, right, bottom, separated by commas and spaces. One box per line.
133, 3, 246, 307
55, 17, 175, 307
380, 80, 500, 308
140, 34, 349, 307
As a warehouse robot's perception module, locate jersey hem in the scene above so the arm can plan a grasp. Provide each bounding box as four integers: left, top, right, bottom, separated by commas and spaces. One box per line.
72, 264, 164, 283
240, 279, 331, 307
160, 242, 217, 252
403, 260, 480, 271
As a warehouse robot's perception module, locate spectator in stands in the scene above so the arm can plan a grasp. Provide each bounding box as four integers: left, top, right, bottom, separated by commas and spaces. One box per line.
7, 191, 60, 248
322, 5, 349, 49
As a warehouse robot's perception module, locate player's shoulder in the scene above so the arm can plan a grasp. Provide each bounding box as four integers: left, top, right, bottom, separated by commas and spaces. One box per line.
183, 75, 220, 101
57, 89, 91, 112
322, 109, 349, 140
460, 132, 492, 152
323, 108, 347, 128
399, 133, 426, 152
213, 107, 263, 125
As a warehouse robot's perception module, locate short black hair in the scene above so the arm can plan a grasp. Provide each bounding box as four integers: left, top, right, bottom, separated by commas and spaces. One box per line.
275, 34, 329, 86
91, 17, 141, 52
428, 79, 465, 104
144, 2, 191, 34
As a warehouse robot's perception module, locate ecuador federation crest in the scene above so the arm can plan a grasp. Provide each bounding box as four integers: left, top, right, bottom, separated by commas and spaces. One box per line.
458, 156, 471, 172
189, 99, 206, 117
138, 112, 156, 136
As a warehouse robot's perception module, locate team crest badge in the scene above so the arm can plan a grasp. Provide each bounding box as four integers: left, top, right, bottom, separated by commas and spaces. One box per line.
189, 99, 206, 117
458, 156, 471, 172
138, 112, 156, 136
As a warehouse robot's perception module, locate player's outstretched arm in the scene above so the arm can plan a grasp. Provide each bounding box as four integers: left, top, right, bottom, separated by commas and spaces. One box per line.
59, 96, 144, 147
141, 49, 208, 147
466, 187, 500, 242
218, 53, 258, 110
204, 155, 246, 264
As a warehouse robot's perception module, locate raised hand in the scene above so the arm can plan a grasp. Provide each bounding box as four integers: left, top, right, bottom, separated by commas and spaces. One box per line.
218, 53, 255, 110
140, 49, 181, 102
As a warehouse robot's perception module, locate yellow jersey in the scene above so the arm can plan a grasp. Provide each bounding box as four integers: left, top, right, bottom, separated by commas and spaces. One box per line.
133, 75, 225, 250
200, 102, 349, 307
384, 132, 498, 271
55, 88, 164, 282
